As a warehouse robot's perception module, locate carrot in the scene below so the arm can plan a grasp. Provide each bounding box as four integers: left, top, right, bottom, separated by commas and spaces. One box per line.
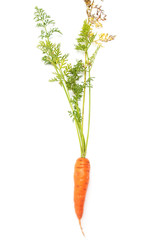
34, 1, 115, 236
74, 157, 90, 236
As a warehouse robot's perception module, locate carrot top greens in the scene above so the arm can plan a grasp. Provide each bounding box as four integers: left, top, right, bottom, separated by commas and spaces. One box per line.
34, 1, 115, 157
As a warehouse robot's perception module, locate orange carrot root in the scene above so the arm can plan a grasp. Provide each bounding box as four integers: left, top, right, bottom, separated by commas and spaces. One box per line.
74, 157, 90, 235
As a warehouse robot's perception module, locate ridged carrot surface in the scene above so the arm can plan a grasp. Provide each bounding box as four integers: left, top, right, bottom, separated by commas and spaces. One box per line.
74, 157, 90, 232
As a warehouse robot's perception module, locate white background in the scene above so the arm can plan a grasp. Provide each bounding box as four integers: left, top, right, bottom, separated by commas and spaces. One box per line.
0, 0, 165, 239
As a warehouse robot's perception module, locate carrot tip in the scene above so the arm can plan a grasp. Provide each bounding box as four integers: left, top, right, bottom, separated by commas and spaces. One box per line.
79, 219, 85, 237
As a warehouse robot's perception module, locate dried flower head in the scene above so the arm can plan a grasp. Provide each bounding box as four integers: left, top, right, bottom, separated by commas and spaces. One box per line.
84, 0, 106, 27
83, 0, 115, 46
94, 33, 116, 46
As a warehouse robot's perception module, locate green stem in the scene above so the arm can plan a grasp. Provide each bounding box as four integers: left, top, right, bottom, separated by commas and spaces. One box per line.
82, 51, 87, 131
59, 69, 85, 156
78, 122, 85, 158
62, 81, 83, 154
85, 64, 91, 156
51, 63, 84, 155
47, 34, 86, 157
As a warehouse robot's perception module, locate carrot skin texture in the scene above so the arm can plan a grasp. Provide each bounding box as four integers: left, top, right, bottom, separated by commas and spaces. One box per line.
74, 158, 90, 220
